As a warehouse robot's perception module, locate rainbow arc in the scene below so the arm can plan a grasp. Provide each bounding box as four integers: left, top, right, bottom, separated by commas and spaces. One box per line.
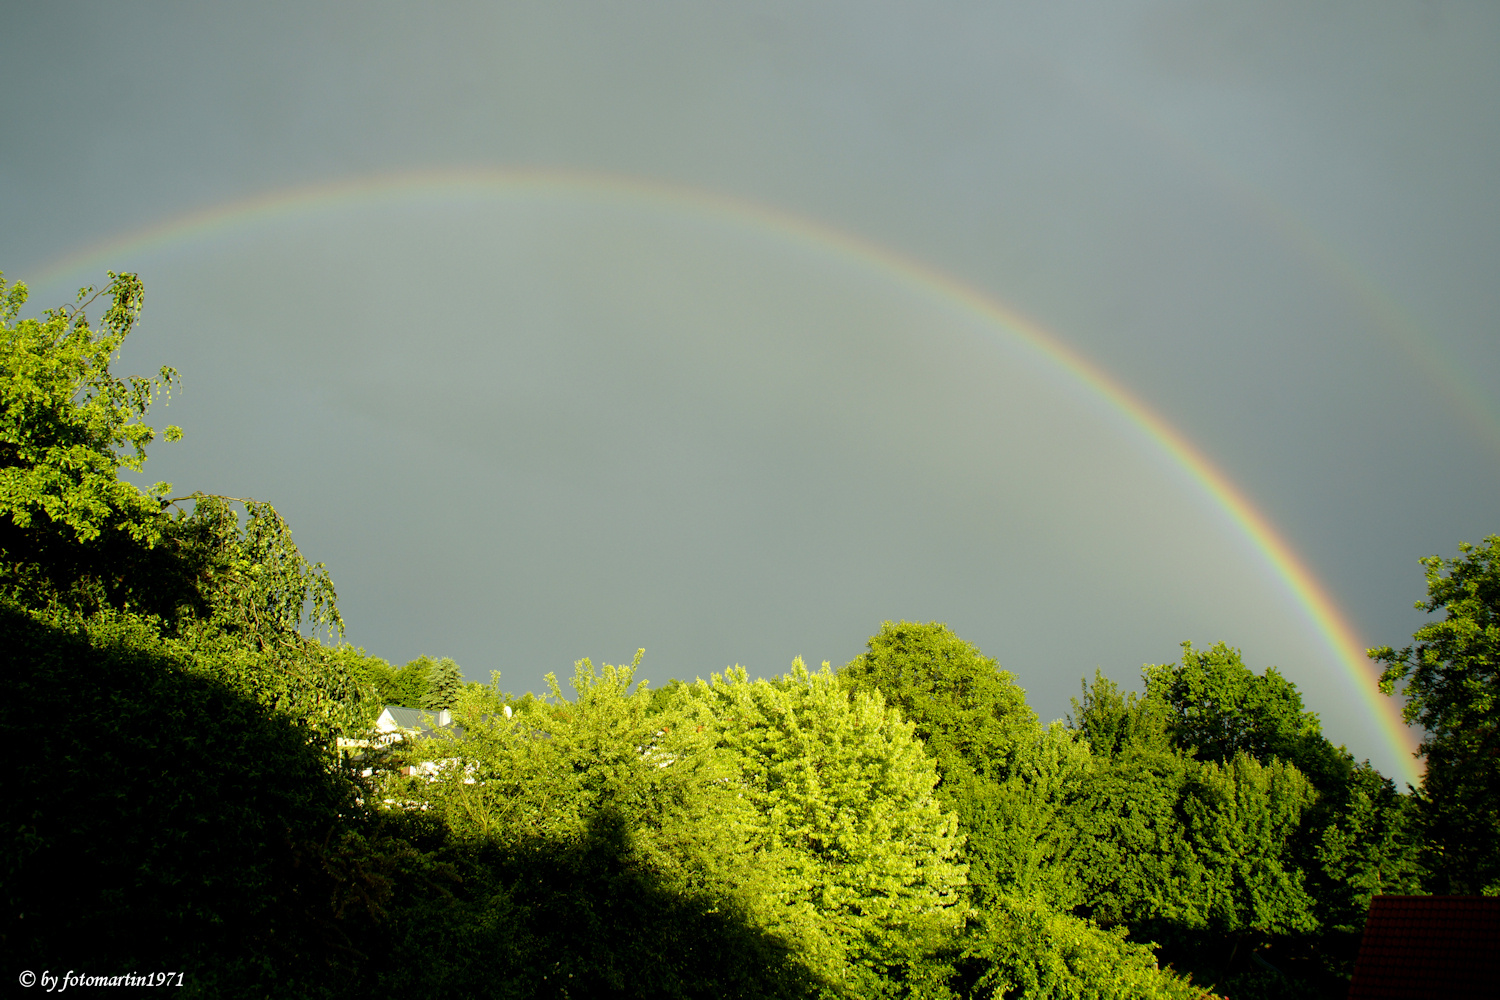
28, 167, 1422, 784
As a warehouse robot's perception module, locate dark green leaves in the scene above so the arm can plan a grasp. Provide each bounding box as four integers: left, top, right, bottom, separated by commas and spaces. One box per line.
1371, 536, 1500, 893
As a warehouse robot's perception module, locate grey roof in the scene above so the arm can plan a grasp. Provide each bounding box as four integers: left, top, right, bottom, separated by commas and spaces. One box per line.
378, 706, 553, 743
381, 706, 463, 739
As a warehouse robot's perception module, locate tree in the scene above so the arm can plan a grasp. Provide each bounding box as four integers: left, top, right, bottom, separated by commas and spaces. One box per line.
841, 622, 1068, 910
1, 272, 344, 654
1312, 762, 1422, 932
1069, 670, 1172, 760
1068, 668, 1365, 997
840, 621, 1037, 785
1144, 642, 1349, 792
386, 657, 431, 708
677, 659, 970, 994
0, 272, 177, 542
1067, 677, 1199, 931
1371, 535, 1500, 893
416, 655, 462, 710
989, 724, 1094, 909
956, 895, 1205, 1000
1081, 651, 1412, 994
1176, 753, 1317, 939
0, 271, 191, 615
178, 494, 342, 645
388, 653, 826, 998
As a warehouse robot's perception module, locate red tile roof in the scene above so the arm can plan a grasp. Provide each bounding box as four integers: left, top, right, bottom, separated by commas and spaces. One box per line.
1348, 895, 1500, 999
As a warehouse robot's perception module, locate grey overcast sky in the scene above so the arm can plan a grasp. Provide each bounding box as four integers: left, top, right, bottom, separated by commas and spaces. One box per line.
4, 1, 1497, 781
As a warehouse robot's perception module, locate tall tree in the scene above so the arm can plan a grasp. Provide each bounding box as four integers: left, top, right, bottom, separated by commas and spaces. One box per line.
841, 622, 1065, 909
388, 654, 829, 998
1175, 752, 1317, 940
417, 655, 462, 710
1371, 535, 1500, 893
1144, 641, 1349, 792
1096, 646, 1418, 992
840, 621, 1036, 784
678, 659, 971, 994
0, 273, 176, 545
386, 657, 431, 709
0, 272, 189, 615
1068, 674, 1199, 931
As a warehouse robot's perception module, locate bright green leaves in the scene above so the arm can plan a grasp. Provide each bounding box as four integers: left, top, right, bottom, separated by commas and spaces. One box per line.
1069, 669, 1172, 760
0, 272, 177, 547
963, 897, 1205, 1000
398, 654, 971, 993
980, 723, 1093, 909
842, 623, 1090, 916
841, 621, 1037, 785
1069, 741, 1197, 931
679, 661, 970, 988
182, 494, 342, 646
415, 653, 747, 860
417, 656, 462, 709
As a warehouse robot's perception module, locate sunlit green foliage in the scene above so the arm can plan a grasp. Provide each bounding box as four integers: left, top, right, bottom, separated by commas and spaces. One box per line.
386, 656, 432, 708
677, 660, 971, 993
380, 654, 828, 997
0, 272, 192, 615
840, 626, 1212, 997
1070, 670, 1173, 758
977, 723, 1092, 909
840, 622, 1061, 908
959, 897, 1205, 1000
841, 621, 1037, 784
1067, 681, 1198, 931
1176, 753, 1317, 937
1372, 535, 1500, 893
8, 269, 1477, 999
0, 272, 178, 546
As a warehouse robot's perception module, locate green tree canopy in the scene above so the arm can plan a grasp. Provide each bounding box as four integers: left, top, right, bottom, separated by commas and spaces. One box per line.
416, 655, 462, 710
1372, 535, 1500, 893
1144, 641, 1349, 792
677, 660, 971, 993
0, 272, 178, 545
840, 621, 1037, 785
386, 654, 827, 997
958, 896, 1205, 1000
386, 657, 431, 709
0, 272, 191, 615
1069, 670, 1173, 760
1070, 651, 1417, 994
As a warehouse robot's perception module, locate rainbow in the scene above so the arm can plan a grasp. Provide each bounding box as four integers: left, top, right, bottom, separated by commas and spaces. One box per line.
25, 167, 1422, 784
1074, 77, 1500, 461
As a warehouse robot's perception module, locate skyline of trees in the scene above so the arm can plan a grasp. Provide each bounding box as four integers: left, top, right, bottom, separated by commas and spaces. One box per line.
4, 270, 1494, 998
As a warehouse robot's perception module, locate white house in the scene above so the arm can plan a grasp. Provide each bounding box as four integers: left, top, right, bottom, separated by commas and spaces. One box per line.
362, 706, 464, 780
374, 705, 455, 740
